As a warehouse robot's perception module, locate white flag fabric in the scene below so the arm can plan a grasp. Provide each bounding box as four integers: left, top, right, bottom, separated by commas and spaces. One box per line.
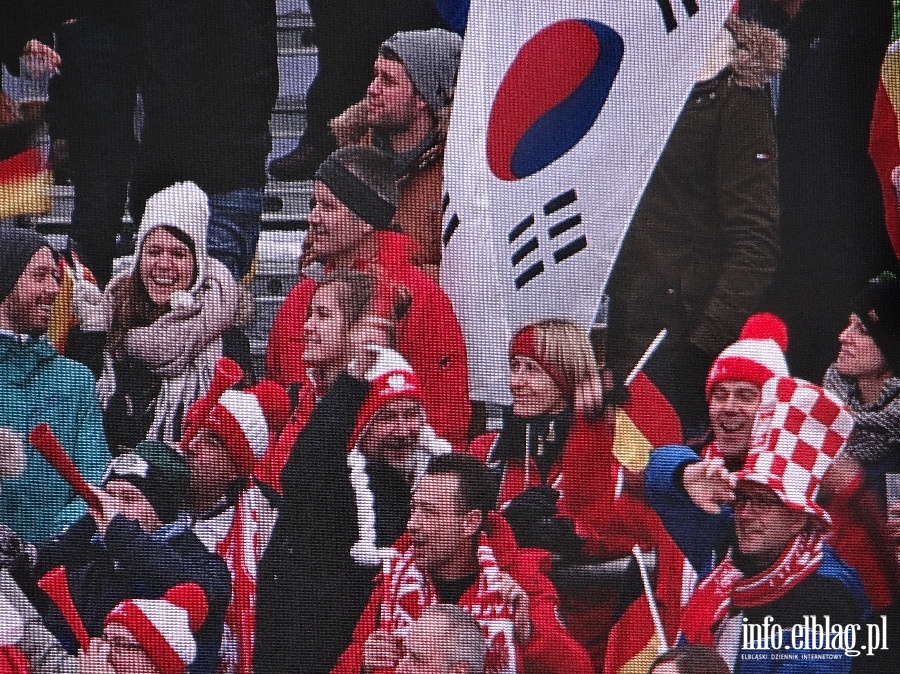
442, 0, 733, 403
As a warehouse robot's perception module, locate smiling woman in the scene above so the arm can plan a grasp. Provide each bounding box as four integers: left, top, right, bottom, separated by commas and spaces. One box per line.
823, 272, 900, 508
68, 182, 251, 453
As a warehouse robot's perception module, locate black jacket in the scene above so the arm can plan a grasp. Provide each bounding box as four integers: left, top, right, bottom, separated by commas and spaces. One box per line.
741, 0, 896, 381
606, 18, 781, 385
132, 0, 278, 193
17, 514, 231, 674
255, 373, 376, 674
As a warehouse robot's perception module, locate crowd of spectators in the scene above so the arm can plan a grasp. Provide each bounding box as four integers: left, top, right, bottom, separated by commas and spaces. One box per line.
0, 1, 899, 673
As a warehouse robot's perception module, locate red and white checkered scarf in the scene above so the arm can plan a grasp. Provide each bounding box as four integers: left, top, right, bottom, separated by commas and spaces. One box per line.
380, 541, 518, 674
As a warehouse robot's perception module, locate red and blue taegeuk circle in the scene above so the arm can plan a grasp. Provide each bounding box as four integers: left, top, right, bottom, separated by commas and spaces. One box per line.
487, 19, 624, 182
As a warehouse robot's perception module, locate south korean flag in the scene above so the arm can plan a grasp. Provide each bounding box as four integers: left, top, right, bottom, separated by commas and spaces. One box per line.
442, 0, 733, 403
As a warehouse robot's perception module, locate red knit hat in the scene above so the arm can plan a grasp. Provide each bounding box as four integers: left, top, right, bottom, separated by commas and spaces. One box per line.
348, 347, 424, 450
705, 313, 789, 399
183, 359, 290, 476
509, 325, 573, 399
104, 583, 209, 674
736, 377, 854, 522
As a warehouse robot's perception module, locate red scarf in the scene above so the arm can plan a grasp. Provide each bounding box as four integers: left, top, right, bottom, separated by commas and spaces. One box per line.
380, 541, 518, 674
679, 527, 825, 647
212, 488, 272, 674
253, 371, 319, 495
0, 648, 29, 674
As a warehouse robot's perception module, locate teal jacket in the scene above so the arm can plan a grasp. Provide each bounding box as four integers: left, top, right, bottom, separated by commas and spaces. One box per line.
0, 334, 110, 542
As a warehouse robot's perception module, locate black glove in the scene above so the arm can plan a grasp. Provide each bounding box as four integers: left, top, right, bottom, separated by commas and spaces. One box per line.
511, 515, 585, 558
643, 339, 713, 437
502, 487, 559, 531
0, 523, 35, 570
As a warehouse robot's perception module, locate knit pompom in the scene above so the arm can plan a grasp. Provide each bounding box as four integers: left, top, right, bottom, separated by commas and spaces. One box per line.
738, 312, 788, 353
162, 583, 208, 632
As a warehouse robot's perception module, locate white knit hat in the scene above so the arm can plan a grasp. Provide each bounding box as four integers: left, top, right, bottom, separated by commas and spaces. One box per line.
136, 181, 210, 291
104, 583, 209, 674
706, 313, 789, 399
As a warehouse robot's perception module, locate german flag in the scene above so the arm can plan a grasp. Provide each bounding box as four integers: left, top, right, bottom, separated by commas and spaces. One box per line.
0, 121, 51, 219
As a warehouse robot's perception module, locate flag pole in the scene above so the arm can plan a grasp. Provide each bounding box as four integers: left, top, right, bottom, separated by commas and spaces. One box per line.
632, 544, 669, 655
625, 329, 667, 387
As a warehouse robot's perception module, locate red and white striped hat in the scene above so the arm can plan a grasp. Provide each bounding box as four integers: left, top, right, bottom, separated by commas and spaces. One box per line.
201, 381, 290, 475
183, 358, 290, 476
104, 583, 208, 674
736, 377, 855, 522
706, 313, 789, 399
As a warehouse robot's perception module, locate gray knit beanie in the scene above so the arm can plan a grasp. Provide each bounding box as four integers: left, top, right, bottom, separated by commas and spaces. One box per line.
0, 228, 50, 303
380, 29, 462, 116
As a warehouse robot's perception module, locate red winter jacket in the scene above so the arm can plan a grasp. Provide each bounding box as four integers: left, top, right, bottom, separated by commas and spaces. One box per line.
470, 373, 683, 559
265, 233, 471, 449
330, 514, 593, 674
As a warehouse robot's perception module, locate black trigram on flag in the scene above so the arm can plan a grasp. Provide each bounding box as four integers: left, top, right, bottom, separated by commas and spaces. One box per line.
442, 193, 460, 246
656, 0, 699, 32
508, 188, 587, 290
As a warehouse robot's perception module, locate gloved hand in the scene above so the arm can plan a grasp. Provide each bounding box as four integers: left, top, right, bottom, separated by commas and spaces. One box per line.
0, 523, 36, 570
72, 276, 111, 333
502, 487, 559, 532
643, 338, 713, 436
511, 515, 585, 558
168, 290, 199, 318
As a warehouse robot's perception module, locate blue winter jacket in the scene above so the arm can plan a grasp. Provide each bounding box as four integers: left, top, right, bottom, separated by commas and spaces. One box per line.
646, 445, 872, 674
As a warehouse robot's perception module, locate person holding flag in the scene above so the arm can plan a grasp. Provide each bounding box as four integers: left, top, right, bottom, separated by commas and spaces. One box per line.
605, 14, 784, 437
468, 318, 685, 670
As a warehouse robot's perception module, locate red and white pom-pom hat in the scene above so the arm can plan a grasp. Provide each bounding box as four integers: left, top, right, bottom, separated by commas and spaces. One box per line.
706, 312, 790, 398
181, 358, 290, 475
348, 346, 424, 450
735, 377, 855, 522
104, 583, 208, 674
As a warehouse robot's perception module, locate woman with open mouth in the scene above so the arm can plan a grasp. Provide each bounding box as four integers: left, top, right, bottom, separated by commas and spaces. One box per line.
68, 181, 249, 453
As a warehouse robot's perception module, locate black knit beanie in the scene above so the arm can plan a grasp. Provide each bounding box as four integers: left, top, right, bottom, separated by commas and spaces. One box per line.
314, 146, 398, 231
0, 228, 50, 303
102, 441, 190, 524
852, 271, 900, 375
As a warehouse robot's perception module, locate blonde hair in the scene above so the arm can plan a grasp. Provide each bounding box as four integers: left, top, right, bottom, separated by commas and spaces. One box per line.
511, 319, 596, 399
